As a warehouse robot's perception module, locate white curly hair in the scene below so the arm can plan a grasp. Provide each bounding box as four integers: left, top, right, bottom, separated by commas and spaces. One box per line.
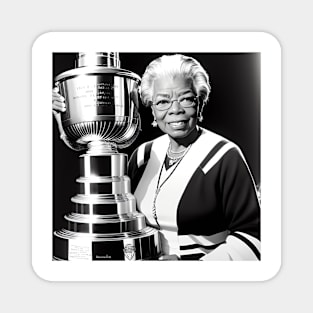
140, 54, 211, 108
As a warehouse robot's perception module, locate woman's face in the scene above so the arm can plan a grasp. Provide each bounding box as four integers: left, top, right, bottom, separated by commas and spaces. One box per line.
152, 75, 198, 140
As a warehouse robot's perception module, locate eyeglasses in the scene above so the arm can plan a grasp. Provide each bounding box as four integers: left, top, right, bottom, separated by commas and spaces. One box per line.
153, 96, 198, 111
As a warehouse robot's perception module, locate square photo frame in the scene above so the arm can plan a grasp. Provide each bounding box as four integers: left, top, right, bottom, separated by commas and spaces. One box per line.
32, 32, 281, 281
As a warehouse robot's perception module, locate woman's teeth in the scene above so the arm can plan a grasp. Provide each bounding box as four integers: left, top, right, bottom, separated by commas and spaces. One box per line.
170, 121, 185, 127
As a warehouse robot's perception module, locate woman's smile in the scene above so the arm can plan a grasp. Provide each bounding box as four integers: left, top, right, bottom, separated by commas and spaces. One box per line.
168, 120, 188, 129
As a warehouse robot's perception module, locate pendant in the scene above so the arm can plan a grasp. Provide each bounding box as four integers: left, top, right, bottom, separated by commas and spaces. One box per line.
169, 158, 178, 166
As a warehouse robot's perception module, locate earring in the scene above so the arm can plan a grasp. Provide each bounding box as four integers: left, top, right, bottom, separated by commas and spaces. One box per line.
151, 118, 158, 127
198, 112, 203, 123
197, 98, 204, 123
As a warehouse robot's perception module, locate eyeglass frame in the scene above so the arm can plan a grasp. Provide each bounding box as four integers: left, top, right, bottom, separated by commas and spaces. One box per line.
152, 95, 199, 111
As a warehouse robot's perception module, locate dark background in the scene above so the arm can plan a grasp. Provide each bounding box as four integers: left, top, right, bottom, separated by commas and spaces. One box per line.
53, 53, 260, 231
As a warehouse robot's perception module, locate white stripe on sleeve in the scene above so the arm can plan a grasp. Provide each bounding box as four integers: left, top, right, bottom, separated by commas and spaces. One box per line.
137, 143, 146, 168
179, 230, 229, 247
202, 142, 237, 175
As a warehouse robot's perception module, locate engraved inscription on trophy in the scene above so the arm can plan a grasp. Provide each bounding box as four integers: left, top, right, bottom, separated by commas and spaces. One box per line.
68, 241, 92, 261
70, 80, 116, 106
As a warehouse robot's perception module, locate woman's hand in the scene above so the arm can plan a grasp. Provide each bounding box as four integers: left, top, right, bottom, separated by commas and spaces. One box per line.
52, 87, 66, 136
52, 87, 85, 151
52, 87, 66, 114
158, 254, 180, 261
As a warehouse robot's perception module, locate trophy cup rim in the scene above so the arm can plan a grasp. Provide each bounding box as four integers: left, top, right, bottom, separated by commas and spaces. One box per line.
55, 66, 141, 84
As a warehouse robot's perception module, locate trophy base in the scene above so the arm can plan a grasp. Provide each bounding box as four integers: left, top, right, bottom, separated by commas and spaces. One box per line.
53, 227, 160, 261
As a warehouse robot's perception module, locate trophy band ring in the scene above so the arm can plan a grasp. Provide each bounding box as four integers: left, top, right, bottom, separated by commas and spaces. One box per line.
53, 52, 161, 260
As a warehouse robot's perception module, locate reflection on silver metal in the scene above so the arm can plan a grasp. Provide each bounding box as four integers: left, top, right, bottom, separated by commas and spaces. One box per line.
77, 52, 121, 68
55, 52, 141, 149
53, 53, 161, 260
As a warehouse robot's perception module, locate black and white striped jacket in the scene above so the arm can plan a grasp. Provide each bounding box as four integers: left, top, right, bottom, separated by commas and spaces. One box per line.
128, 128, 261, 260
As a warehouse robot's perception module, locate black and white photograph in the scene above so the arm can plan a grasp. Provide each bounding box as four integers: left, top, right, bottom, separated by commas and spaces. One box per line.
52, 52, 261, 261
32, 32, 281, 281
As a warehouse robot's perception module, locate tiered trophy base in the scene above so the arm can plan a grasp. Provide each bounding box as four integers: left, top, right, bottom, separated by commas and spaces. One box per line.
53, 143, 161, 261
54, 227, 160, 260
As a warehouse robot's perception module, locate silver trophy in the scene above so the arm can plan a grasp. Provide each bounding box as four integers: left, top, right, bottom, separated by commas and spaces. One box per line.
53, 52, 160, 260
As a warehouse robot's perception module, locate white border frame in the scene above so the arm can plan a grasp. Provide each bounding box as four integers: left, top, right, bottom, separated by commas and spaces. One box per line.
32, 32, 281, 281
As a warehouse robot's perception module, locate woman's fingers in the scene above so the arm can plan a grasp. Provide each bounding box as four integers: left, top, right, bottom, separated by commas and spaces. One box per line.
52, 89, 66, 112
53, 100, 66, 112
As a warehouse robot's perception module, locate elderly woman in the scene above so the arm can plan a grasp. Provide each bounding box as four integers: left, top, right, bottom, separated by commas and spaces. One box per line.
127, 54, 261, 261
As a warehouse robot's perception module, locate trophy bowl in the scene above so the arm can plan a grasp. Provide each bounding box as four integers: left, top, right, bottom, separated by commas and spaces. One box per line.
55, 52, 141, 149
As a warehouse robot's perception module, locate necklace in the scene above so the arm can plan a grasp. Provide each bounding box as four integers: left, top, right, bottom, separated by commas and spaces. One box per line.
168, 143, 187, 154
166, 143, 190, 166
152, 143, 192, 228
